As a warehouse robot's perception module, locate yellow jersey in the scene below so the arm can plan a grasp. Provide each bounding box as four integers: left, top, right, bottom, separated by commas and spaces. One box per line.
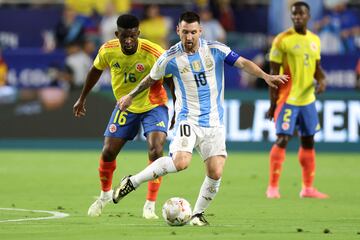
269, 28, 321, 106
94, 38, 168, 113
0, 59, 8, 86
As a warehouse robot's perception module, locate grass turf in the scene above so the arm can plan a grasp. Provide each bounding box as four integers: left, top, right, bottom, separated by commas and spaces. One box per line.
0, 150, 359, 240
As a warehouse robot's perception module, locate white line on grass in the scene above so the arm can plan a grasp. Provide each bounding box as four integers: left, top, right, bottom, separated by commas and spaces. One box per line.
0, 208, 69, 223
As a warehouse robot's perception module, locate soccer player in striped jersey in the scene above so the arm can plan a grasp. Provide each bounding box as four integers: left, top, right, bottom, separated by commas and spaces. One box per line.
113, 11, 288, 225
266, 2, 328, 199
73, 14, 174, 218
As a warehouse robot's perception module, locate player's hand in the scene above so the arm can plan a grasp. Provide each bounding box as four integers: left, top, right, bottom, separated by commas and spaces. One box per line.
73, 99, 86, 117
117, 95, 133, 111
266, 105, 276, 121
264, 74, 289, 89
316, 80, 326, 94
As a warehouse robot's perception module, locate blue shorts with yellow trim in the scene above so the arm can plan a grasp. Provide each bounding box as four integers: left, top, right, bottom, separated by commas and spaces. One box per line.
275, 102, 320, 136
104, 105, 169, 140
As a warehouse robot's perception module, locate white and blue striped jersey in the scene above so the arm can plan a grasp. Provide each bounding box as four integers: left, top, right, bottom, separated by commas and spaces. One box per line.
150, 38, 240, 127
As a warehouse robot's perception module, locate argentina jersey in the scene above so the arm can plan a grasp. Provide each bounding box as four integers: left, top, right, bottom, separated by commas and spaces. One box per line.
150, 38, 239, 127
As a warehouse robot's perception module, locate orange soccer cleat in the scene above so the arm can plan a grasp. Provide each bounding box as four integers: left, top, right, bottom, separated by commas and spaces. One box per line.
300, 187, 329, 199
266, 186, 281, 199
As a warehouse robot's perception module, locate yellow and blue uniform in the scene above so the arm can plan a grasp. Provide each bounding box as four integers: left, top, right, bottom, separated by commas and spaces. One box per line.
94, 38, 169, 139
269, 28, 321, 136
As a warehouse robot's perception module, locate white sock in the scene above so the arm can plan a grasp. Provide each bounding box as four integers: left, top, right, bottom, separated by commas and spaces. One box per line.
192, 176, 221, 215
100, 190, 112, 200
130, 156, 177, 188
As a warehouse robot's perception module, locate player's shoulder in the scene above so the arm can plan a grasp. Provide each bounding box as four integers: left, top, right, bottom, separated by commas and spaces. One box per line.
306, 30, 321, 42
273, 28, 295, 44
98, 39, 120, 53
139, 38, 165, 53
205, 39, 227, 48
203, 39, 231, 55
160, 42, 182, 60
152, 43, 182, 68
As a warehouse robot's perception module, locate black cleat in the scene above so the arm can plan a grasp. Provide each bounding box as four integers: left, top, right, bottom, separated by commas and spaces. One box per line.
112, 175, 135, 204
189, 212, 209, 226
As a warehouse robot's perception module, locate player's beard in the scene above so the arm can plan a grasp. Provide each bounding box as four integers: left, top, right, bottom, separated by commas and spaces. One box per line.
185, 42, 193, 51
184, 41, 197, 53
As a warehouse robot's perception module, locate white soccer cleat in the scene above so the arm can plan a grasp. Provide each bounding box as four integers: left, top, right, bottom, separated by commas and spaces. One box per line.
87, 191, 113, 217
142, 200, 159, 219
142, 208, 159, 219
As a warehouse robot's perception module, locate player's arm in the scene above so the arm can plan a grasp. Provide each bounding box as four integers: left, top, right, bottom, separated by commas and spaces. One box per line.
314, 60, 326, 94
233, 56, 288, 88
266, 61, 281, 120
118, 74, 157, 111
163, 76, 176, 130
73, 66, 103, 117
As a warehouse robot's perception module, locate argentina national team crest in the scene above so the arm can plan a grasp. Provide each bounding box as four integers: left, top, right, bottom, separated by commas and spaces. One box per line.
135, 63, 145, 72
191, 60, 202, 72
204, 56, 213, 69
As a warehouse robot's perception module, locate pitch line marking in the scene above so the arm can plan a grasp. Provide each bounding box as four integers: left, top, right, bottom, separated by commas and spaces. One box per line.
0, 208, 69, 223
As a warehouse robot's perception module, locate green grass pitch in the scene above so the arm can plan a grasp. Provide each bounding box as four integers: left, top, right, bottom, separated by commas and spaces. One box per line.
0, 150, 359, 240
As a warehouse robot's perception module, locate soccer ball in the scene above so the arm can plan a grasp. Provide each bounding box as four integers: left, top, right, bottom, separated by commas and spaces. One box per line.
162, 197, 192, 226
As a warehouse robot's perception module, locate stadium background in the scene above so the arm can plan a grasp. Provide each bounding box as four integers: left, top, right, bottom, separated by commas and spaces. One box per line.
0, 1, 360, 239
0, 0, 359, 151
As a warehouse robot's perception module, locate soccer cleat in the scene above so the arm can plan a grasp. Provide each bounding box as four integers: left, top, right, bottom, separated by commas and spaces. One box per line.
266, 186, 281, 199
300, 187, 329, 199
189, 212, 209, 226
142, 208, 159, 219
142, 200, 158, 219
87, 194, 112, 217
112, 175, 135, 204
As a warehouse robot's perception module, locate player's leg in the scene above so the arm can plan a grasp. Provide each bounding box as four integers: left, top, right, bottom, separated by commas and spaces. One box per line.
88, 107, 140, 216
113, 121, 196, 203
297, 103, 328, 198
141, 105, 169, 219
267, 134, 289, 198
88, 137, 126, 216
142, 131, 167, 219
267, 103, 298, 199
190, 155, 226, 226
190, 125, 227, 226
112, 151, 192, 203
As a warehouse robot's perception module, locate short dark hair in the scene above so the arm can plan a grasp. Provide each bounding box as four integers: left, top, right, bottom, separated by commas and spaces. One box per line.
117, 14, 139, 29
292, 1, 310, 12
178, 11, 200, 24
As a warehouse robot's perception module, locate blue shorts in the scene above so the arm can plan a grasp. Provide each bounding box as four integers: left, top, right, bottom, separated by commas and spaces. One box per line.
275, 102, 320, 136
104, 105, 169, 140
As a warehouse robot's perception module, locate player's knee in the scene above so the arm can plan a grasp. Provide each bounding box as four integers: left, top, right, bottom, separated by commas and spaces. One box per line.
173, 156, 190, 171
208, 170, 223, 180
300, 136, 314, 149
276, 136, 290, 148
174, 161, 188, 171
101, 147, 117, 162
148, 144, 164, 160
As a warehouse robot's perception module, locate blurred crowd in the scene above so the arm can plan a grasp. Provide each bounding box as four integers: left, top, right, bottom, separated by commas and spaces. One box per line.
0, 0, 359, 111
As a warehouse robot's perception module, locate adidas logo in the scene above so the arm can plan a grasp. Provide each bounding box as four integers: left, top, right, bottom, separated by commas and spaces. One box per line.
112, 62, 120, 68
156, 121, 166, 127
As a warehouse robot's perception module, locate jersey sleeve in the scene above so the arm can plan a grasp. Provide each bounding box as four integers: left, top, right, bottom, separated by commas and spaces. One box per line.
269, 35, 284, 64
150, 54, 167, 80
93, 46, 108, 70
209, 41, 239, 65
